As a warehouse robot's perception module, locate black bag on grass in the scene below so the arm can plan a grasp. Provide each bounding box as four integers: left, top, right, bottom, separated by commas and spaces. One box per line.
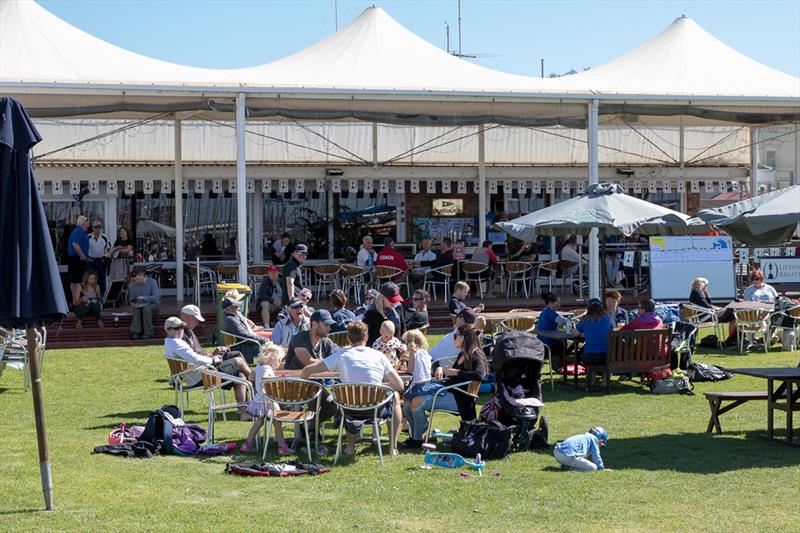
450, 419, 511, 460
688, 363, 733, 382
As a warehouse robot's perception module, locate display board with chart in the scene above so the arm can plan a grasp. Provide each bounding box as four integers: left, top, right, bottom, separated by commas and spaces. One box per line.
649, 236, 736, 300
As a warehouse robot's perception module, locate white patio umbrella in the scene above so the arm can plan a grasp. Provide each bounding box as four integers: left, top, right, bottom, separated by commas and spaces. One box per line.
496, 183, 707, 297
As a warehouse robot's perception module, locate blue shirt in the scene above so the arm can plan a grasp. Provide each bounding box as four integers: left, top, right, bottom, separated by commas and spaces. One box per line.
554, 432, 604, 470
537, 306, 563, 347
68, 226, 89, 257
577, 315, 614, 354
332, 309, 356, 332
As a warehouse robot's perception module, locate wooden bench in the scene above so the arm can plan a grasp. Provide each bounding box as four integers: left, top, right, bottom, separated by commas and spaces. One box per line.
586, 328, 672, 392
704, 391, 769, 434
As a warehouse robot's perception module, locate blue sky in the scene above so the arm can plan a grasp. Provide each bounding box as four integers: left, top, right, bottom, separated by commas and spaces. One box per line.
38, 0, 800, 77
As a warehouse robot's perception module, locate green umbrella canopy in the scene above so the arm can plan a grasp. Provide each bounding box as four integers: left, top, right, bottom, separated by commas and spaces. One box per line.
695, 185, 800, 245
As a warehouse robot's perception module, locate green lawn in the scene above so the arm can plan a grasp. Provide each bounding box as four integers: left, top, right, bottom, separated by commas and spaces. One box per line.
1, 333, 800, 532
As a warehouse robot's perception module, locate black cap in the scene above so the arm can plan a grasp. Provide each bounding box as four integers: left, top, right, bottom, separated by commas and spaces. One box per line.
310, 309, 336, 325
288, 298, 305, 309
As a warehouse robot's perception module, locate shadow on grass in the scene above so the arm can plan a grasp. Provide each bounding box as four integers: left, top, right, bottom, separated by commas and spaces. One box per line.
0, 509, 42, 516
607, 431, 800, 473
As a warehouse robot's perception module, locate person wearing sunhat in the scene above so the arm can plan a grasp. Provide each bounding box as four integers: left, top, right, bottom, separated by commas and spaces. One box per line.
164, 316, 252, 419
281, 243, 308, 306
180, 304, 241, 360
271, 297, 310, 348
362, 282, 404, 346
256, 264, 283, 327
220, 295, 266, 363
224, 288, 270, 340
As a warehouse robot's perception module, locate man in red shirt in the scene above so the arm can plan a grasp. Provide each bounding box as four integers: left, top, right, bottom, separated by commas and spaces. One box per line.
377, 237, 409, 273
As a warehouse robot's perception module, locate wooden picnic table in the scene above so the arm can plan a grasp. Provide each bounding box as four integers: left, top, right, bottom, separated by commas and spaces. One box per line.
729, 367, 800, 445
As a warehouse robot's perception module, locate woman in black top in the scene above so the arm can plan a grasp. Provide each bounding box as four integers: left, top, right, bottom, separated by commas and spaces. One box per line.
435, 324, 488, 421
688, 277, 736, 324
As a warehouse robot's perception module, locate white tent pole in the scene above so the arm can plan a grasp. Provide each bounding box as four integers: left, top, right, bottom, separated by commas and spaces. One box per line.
236, 93, 248, 285
478, 124, 487, 243
749, 127, 758, 194
794, 128, 799, 186
327, 186, 335, 259
372, 122, 379, 170
587, 99, 600, 300
678, 116, 685, 168
174, 117, 184, 303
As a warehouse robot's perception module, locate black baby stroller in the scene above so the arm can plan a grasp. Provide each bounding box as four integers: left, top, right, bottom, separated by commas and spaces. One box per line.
484, 330, 549, 451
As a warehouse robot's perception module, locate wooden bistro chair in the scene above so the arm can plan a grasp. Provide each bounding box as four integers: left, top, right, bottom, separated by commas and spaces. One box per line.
330, 383, 396, 465
215, 263, 239, 283
329, 330, 350, 348
681, 303, 723, 348
199, 368, 255, 445
313, 263, 341, 300
423, 264, 453, 302
462, 261, 490, 298
340, 264, 370, 305
247, 264, 271, 292
504, 261, 533, 298
733, 309, 771, 354
222, 331, 262, 354
375, 265, 409, 296
261, 378, 324, 462
423, 380, 482, 446
165, 357, 206, 418
497, 316, 537, 334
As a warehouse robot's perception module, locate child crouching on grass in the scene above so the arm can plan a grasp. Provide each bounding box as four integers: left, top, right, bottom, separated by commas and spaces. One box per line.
553, 426, 610, 472
240, 343, 292, 455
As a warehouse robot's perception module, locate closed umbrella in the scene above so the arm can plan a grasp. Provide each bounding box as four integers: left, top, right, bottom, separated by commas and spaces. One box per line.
695, 185, 800, 245
496, 183, 706, 297
0, 97, 68, 510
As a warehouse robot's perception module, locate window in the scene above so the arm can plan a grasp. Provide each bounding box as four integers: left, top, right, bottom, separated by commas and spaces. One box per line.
765, 149, 776, 170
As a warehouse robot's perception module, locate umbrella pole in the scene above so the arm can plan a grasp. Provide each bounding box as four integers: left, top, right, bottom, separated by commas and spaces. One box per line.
601, 236, 607, 294
577, 239, 585, 302
26, 327, 53, 510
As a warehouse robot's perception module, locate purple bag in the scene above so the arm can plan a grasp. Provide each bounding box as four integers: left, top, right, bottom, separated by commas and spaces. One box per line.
167, 425, 207, 456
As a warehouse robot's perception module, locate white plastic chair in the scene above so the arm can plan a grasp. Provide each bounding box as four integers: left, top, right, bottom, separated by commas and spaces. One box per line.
199, 368, 255, 444
423, 264, 453, 302
462, 262, 490, 298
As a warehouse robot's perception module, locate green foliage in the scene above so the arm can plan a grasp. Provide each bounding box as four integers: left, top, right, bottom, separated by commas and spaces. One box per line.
1, 334, 799, 531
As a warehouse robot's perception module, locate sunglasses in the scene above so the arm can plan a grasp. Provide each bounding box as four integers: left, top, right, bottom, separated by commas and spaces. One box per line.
412, 297, 424, 301
93, 225, 102, 229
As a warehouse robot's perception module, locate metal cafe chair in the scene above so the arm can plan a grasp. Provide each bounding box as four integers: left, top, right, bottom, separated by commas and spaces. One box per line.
423, 264, 453, 302
504, 261, 533, 298
260, 378, 323, 462
340, 264, 370, 305
330, 382, 396, 465
462, 261, 490, 298
313, 263, 341, 300
199, 368, 255, 444
733, 309, 771, 354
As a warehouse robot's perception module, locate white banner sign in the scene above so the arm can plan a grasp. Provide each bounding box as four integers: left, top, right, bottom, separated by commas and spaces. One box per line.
759, 258, 800, 284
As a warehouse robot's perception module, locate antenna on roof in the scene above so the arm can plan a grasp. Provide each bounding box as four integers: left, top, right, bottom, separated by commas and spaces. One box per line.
447, 0, 498, 60
335, 0, 338, 30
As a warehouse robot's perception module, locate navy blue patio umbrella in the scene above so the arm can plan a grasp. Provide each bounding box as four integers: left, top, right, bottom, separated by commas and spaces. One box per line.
0, 97, 68, 510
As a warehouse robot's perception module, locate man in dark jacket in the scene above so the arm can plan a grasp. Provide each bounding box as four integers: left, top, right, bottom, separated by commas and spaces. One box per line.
426, 238, 455, 282
256, 265, 282, 326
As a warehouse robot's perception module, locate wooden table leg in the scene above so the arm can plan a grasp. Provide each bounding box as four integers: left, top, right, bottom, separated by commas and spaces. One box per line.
767, 379, 774, 440
787, 381, 794, 444
707, 398, 722, 433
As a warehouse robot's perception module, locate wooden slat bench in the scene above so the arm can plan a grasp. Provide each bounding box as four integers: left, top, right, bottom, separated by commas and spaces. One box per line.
704, 391, 769, 434
586, 328, 672, 392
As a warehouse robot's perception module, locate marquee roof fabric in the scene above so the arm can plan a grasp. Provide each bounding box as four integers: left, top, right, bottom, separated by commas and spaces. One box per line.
1, 1, 798, 125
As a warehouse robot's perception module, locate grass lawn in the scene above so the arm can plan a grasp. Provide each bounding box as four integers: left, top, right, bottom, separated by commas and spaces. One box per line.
2, 332, 800, 532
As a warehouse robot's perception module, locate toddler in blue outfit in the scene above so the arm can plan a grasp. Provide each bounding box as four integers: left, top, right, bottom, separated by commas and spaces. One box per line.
553, 426, 609, 472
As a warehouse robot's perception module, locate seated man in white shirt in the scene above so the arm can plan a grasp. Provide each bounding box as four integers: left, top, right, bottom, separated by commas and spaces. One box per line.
560, 236, 587, 276
409, 237, 438, 290
302, 321, 404, 457
356, 235, 377, 268
163, 316, 253, 419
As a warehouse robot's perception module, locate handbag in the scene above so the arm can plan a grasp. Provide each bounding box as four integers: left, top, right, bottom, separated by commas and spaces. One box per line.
650, 376, 694, 395
450, 419, 511, 460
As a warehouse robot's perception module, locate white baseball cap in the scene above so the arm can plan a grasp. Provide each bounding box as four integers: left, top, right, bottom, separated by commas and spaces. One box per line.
180, 304, 205, 322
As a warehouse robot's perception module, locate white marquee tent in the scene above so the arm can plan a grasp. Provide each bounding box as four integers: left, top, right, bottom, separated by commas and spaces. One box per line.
1, 0, 798, 298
